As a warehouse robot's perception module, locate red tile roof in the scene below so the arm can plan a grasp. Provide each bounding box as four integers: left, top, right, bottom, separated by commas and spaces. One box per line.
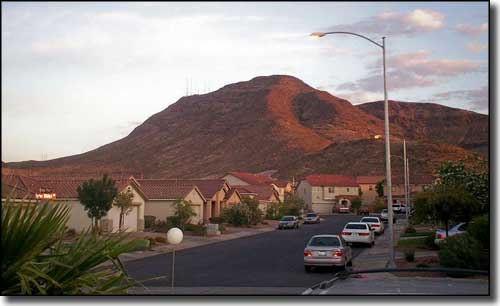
136, 179, 203, 201
304, 174, 358, 187
233, 184, 279, 202
356, 176, 385, 184
223, 187, 241, 201
226, 172, 275, 185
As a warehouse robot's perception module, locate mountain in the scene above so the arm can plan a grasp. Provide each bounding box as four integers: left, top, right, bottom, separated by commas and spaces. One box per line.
3, 75, 487, 180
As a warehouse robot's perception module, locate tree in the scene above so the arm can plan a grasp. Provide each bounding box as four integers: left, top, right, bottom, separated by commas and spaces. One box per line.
77, 174, 118, 232
1, 201, 141, 294
281, 193, 305, 216
114, 190, 134, 231
411, 184, 480, 237
350, 197, 362, 214
173, 198, 196, 230
437, 159, 489, 213
376, 180, 385, 198
241, 196, 263, 225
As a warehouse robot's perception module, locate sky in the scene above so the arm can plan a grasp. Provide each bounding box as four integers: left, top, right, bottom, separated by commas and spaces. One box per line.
1, 2, 489, 162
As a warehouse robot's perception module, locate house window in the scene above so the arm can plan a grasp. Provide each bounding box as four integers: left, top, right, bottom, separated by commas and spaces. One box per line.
328, 187, 334, 193
369, 185, 373, 191
346, 188, 350, 192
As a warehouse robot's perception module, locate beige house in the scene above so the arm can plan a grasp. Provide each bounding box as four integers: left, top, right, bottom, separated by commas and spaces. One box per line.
356, 175, 385, 207
383, 175, 434, 204
222, 171, 291, 203
233, 184, 280, 212
137, 179, 206, 224
1, 174, 147, 232
296, 174, 360, 215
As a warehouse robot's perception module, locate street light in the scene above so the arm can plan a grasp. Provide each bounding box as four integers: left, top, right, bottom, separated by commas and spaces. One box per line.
311, 31, 395, 268
167, 227, 183, 292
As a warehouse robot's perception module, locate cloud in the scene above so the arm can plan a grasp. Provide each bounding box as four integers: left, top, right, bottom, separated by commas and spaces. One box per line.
429, 86, 488, 112
326, 9, 444, 37
337, 50, 480, 93
466, 42, 488, 53
455, 23, 488, 36
336, 91, 383, 104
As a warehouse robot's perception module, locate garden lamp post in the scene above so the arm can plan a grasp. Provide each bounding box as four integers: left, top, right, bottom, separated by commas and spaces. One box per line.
167, 227, 183, 292
311, 31, 395, 268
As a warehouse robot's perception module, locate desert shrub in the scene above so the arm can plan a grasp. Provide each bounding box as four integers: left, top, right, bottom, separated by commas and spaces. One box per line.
173, 198, 196, 230
131, 239, 152, 251
154, 236, 167, 244
405, 225, 417, 234
439, 234, 481, 269
350, 197, 362, 214
166, 216, 180, 229
404, 250, 415, 262
152, 220, 169, 233
144, 215, 156, 229
221, 204, 251, 226
209, 216, 225, 224
468, 214, 489, 249
265, 203, 281, 220
219, 224, 226, 233
184, 224, 206, 236
280, 193, 305, 216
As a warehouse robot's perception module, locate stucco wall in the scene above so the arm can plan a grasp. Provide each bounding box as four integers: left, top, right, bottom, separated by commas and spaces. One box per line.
360, 183, 378, 206
144, 188, 204, 225
296, 181, 313, 209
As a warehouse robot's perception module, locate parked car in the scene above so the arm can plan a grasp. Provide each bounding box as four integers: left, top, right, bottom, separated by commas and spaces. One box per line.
380, 209, 396, 223
303, 213, 320, 224
278, 216, 300, 229
341, 222, 375, 247
359, 216, 385, 235
392, 203, 403, 213
337, 207, 351, 214
358, 207, 370, 216
434, 222, 469, 245
303, 235, 352, 272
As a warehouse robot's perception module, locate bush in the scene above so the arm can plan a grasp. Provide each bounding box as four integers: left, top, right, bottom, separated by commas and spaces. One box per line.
144, 215, 156, 229
416, 263, 430, 268
439, 234, 481, 269
166, 216, 180, 229
404, 250, 415, 262
173, 198, 196, 230
424, 233, 439, 250
130, 239, 152, 251
405, 225, 417, 234
374, 197, 386, 212
221, 204, 251, 226
468, 214, 489, 249
209, 216, 225, 224
265, 203, 281, 220
184, 223, 206, 236
154, 236, 167, 244
219, 224, 226, 233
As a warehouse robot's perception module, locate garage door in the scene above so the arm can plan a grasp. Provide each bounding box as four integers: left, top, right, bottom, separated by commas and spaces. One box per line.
191, 205, 202, 224
123, 206, 138, 232
312, 203, 333, 215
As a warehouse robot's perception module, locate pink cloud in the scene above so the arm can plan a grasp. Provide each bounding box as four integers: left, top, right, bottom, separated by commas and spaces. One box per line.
455, 23, 488, 36
466, 42, 488, 53
431, 86, 488, 112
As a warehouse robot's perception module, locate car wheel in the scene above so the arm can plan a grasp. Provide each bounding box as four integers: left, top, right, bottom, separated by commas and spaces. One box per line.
305, 266, 312, 273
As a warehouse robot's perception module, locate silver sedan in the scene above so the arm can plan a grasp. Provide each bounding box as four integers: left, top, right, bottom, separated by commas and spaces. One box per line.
304, 235, 352, 272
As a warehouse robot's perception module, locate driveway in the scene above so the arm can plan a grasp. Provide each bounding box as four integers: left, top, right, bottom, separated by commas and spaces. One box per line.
125, 214, 380, 288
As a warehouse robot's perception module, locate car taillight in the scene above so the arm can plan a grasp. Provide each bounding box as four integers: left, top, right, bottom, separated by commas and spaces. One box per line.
304, 250, 312, 257
371, 224, 379, 227
437, 234, 443, 239
358, 232, 370, 236
333, 250, 343, 257
341, 232, 352, 235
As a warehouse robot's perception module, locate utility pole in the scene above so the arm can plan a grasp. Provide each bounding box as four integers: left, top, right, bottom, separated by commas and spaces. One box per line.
403, 139, 408, 219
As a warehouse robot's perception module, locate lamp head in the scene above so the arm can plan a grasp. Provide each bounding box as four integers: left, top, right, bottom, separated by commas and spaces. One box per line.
310, 32, 326, 38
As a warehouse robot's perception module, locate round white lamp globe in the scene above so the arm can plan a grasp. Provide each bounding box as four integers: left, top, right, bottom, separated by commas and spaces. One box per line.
167, 227, 183, 245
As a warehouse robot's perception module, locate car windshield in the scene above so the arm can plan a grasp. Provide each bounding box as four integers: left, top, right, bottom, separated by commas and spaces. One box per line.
308, 237, 340, 247
361, 218, 379, 223
306, 213, 317, 217
345, 224, 368, 230
281, 217, 294, 221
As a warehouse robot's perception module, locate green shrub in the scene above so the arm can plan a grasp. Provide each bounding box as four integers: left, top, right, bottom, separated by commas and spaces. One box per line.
152, 221, 169, 233
221, 204, 251, 226
219, 224, 226, 233
209, 216, 225, 224
438, 234, 481, 269
405, 225, 417, 234
468, 214, 489, 249
166, 216, 180, 229
424, 233, 439, 250
184, 224, 206, 236
404, 250, 415, 262
144, 215, 156, 229
265, 203, 281, 220
130, 239, 151, 251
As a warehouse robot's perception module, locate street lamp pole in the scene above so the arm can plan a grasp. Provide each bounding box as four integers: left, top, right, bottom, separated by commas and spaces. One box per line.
311, 31, 395, 268
403, 139, 408, 219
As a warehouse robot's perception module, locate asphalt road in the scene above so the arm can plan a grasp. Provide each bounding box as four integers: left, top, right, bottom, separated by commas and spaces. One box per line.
125, 214, 386, 288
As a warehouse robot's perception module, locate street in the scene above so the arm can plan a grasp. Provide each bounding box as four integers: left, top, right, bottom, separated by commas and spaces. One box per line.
125, 214, 381, 288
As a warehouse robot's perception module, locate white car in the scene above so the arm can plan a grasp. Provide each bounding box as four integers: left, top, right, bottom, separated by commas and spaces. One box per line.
341, 222, 375, 247
303, 213, 320, 224
360, 216, 385, 235
380, 209, 396, 223
434, 222, 469, 245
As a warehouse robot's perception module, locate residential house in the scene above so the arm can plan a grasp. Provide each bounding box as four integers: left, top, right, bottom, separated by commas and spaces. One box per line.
223, 187, 242, 206
296, 174, 360, 215
222, 171, 291, 202
383, 175, 435, 204
136, 179, 206, 224
1, 174, 147, 232
233, 184, 280, 212
356, 175, 385, 207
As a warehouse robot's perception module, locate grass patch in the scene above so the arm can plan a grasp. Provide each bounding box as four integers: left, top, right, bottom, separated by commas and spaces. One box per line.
398, 236, 427, 247
400, 231, 434, 238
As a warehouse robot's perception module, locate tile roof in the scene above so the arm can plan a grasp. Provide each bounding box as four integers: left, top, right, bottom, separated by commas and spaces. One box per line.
233, 184, 279, 202
391, 175, 435, 185
136, 179, 202, 200
226, 172, 275, 185
223, 187, 240, 201
304, 174, 358, 187
356, 176, 385, 184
